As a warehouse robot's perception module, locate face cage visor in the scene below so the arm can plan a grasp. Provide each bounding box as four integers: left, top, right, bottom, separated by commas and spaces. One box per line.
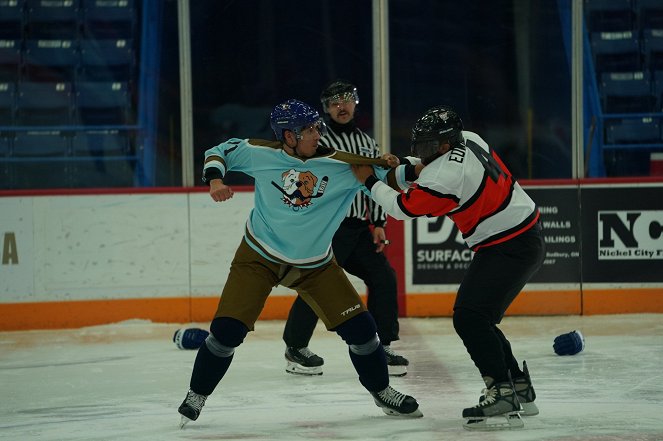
324, 91, 359, 108
293, 119, 328, 140
411, 137, 441, 160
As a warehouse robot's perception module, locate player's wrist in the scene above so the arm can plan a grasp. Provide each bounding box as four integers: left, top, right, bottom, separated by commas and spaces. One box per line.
364, 175, 379, 191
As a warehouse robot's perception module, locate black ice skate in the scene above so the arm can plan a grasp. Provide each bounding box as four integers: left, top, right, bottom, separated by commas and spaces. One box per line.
478, 362, 538, 416
371, 385, 423, 417
512, 360, 538, 416
178, 389, 207, 428
285, 347, 324, 375
383, 345, 409, 377
463, 381, 523, 431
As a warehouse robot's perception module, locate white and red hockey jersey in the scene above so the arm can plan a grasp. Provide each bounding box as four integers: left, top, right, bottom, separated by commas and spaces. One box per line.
369, 131, 539, 251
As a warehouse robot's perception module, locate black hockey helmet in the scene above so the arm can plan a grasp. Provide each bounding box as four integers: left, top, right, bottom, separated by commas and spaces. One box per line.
411, 105, 464, 164
320, 79, 359, 111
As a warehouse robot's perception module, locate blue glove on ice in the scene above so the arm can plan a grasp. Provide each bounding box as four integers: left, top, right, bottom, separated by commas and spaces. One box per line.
173, 327, 209, 350
553, 330, 585, 355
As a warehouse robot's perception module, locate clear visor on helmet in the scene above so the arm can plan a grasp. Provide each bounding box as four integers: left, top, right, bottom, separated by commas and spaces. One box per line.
294, 119, 328, 139
326, 91, 359, 107
411, 137, 441, 159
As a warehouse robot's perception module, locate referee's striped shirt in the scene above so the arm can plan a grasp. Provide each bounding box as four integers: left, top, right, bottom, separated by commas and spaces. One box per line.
320, 124, 387, 227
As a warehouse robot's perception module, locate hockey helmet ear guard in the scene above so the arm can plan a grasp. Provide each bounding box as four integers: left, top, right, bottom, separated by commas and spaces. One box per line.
270, 99, 325, 141
320, 80, 359, 111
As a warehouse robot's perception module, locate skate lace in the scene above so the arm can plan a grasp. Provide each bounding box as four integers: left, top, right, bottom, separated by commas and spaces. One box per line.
298, 347, 316, 358
474, 386, 497, 408
378, 386, 406, 407
383, 346, 397, 357
186, 390, 207, 412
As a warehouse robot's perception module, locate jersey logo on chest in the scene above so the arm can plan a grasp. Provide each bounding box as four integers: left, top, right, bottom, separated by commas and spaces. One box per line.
271, 169, 329, 210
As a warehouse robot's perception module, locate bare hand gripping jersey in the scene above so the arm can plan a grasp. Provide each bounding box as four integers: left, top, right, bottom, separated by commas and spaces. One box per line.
369, 131, 539, 251
203, 138, 408, 267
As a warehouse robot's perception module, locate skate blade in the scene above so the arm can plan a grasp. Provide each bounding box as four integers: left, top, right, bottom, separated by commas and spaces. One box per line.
285, 361, 323, 376
382, 407, 423, 418
463, 412, 524, 431
179, 415, 192, 429
376, 402, 424, 418
388, 365, 407, 377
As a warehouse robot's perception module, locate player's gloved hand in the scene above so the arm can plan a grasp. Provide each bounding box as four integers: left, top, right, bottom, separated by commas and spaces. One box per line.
173, 328, 210, 350
553, 330, 585, 355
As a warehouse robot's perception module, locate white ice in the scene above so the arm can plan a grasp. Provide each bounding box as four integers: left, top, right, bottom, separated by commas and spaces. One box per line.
1, 314, 662, 441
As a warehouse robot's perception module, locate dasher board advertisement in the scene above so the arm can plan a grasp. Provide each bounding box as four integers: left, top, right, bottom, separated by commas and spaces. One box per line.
411, 186, 582, 285
581, 184, 663, 283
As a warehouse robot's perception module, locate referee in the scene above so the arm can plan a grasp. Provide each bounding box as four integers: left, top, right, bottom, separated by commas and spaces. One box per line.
282, 80, 410, 377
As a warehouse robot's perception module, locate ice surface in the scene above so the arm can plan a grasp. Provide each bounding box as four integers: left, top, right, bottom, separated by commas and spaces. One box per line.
1, 314, 662, 441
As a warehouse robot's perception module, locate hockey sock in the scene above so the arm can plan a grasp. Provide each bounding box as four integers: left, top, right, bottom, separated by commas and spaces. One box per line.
336, 312, 389, 392
189, 317, 248, 395
189, 341, 233, 395
348, 339, 389, 392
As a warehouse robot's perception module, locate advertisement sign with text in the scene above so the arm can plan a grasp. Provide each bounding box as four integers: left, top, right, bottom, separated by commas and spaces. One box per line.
411, 186, 582, 285
581, 185, 663, 283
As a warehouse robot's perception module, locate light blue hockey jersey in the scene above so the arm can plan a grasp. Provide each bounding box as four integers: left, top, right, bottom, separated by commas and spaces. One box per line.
203, 138, 408, 268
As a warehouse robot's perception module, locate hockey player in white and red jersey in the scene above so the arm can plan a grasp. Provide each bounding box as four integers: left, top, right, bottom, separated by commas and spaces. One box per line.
352, 105, 545, 431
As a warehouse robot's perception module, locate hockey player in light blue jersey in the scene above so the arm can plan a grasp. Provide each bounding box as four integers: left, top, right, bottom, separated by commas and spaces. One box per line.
177, 99, 422, 428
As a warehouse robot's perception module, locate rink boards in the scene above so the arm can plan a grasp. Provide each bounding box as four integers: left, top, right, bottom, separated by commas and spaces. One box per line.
1, 181, 662, 330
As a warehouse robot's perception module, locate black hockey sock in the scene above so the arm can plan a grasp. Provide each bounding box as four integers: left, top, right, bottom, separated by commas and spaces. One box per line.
348, 346, 389, 392
190, 342, 234, 396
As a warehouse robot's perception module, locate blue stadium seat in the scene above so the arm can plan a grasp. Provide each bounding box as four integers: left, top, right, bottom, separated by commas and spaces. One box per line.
584, 0, 634, 32
590, 31, 641, 74
76, 81, 131, 124
72, 130, 129, 156
26, 0, 80, 38
16, 82, 73, 125
23, 39, 79, 82
636, 0, 663, 30
653, 70, 663, 111
0, 0, 25, 39
599, 71, 655, 113
643, 29, 663, 72
11, 131, 71, 188
0, 134, 9, 157
0, 40, 21, 82
605, 117, 661, 144
79, 39, 134, 81
82, 0, 136, 39
70, 130, 135, 188
13, 130, 70, 156
0, 82, 16, 124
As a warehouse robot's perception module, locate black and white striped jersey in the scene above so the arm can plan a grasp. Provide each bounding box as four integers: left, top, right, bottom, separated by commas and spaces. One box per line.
320, 124, 387, 227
